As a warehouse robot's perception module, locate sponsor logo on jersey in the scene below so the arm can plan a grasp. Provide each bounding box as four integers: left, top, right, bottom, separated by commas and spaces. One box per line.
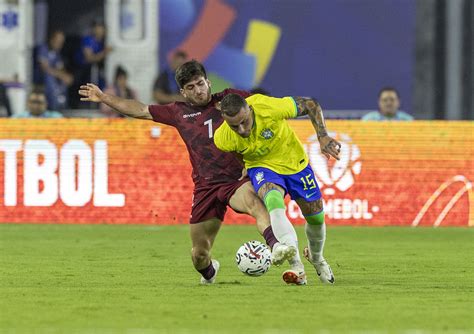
183, 112, 202, 119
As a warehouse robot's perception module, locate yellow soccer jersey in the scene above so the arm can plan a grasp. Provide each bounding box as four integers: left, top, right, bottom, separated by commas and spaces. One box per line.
214, 94, 309, 175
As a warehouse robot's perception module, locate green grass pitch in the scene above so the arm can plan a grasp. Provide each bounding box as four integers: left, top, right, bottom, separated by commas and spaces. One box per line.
1, 224, 473, 333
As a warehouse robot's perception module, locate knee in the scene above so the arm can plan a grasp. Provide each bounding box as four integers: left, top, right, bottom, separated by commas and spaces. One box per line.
314, 199, 324, 213
233, 193, 270, 233
304, 200, 325, 225
262, 188, 285, 211
300, 198, 323, 216
191, 246, 210, 265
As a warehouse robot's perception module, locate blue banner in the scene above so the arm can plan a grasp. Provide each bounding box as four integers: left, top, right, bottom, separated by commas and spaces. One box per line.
159, 0, 416, 112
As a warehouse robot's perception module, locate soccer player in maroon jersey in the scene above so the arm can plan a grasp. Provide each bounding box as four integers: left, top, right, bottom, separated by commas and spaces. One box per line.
78, 60, 297, 284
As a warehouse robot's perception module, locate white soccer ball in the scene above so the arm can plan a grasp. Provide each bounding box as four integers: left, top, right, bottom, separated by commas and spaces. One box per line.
235, 240, 272, 277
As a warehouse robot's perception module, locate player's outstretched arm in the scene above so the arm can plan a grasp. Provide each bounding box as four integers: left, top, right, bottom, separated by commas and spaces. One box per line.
293, 97, 341, 160
78, 83, 152, 120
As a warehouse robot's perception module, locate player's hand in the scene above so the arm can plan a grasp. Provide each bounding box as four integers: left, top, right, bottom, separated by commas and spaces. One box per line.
319, 135, 341, 160
238, 168, 248, 181
78, 83, 104, 103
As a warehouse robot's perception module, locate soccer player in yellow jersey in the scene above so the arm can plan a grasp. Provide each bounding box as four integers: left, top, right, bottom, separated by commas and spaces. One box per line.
214, 93, 341, 285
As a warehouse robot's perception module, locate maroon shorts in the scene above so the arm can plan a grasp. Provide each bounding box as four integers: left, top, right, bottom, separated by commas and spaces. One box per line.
190, 177, 250, 224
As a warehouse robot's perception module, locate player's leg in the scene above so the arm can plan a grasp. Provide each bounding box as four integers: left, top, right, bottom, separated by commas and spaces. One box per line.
295, 198, 326, 263
256, 182, 299, 262
228, 180, 297, 267
228, 181, 279, 249
190, 218, 222, 284
190, 185, 227, 284
227, 179, 304, 284
245, 168, 304, 268
296, 198, 334, 284
257, 181, 307, 284
291, 165, 335, 284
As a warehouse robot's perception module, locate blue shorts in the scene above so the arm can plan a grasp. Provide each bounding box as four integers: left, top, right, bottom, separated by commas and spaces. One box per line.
248, 164, 322, 202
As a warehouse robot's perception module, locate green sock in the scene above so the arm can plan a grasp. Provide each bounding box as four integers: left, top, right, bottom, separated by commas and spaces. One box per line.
305, 211, 325, 225
264, 190, 286, 212
304, 211, 326, 263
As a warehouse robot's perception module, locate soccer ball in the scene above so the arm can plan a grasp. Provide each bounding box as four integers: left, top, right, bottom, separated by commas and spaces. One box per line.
235, 240, 272, 276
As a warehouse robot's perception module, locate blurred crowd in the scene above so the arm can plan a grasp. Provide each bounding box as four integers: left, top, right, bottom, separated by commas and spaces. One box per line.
0, 18, 414, 121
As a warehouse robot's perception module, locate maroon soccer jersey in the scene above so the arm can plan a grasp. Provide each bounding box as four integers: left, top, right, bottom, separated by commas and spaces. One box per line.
148, 89, 250, 186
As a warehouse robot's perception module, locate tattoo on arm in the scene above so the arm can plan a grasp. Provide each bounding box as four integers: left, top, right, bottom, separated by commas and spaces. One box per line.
294, 97, 328, 139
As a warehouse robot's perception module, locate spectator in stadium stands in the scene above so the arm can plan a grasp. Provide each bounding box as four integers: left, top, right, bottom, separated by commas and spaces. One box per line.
100, 65, 137, 117
37, 29, 73, 110
152, 50, 187, 104
0, 82, 12, 117
362, 87, 413, 121
13, 88, 63, 118
75, 19, 112, 91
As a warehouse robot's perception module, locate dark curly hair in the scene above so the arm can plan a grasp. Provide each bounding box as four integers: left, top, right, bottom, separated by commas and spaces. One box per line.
175, 60, 207, 89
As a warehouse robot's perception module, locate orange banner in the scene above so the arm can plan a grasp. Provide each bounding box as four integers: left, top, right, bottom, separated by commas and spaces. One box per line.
0, 119, 472, 227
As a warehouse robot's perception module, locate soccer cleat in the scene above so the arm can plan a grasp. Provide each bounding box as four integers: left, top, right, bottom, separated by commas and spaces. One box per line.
271, 243, 297, 266
200, 259, 220, 285
303, 246, 335, 284
282, 269, 307, 285
314, 259, 335, 284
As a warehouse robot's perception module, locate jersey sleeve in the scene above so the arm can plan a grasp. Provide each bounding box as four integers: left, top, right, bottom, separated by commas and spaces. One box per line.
214, 124, 236, 153
215, 88, 251, 100
148, 104, 177, 126
228, 88, 251, 99
251, 94, 298, 119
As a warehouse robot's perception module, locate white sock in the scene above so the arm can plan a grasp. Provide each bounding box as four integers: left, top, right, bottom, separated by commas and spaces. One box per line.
305, 223, 326, 263
270, 208, 303, 268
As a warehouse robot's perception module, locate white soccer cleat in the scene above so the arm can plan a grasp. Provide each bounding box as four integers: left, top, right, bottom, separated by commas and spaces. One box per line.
303, 246, 335, 284
271, 243, 297, 266
282, 268, 307, 285
200, 259, 220, 285
314, 259, 335, 284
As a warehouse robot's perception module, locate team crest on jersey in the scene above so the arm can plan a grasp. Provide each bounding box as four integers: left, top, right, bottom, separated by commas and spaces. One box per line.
260, 128, 274, 139
255, 171, 265, 184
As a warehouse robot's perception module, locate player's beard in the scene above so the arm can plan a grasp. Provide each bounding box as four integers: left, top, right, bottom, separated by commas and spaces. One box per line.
190, 86, 211, 106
